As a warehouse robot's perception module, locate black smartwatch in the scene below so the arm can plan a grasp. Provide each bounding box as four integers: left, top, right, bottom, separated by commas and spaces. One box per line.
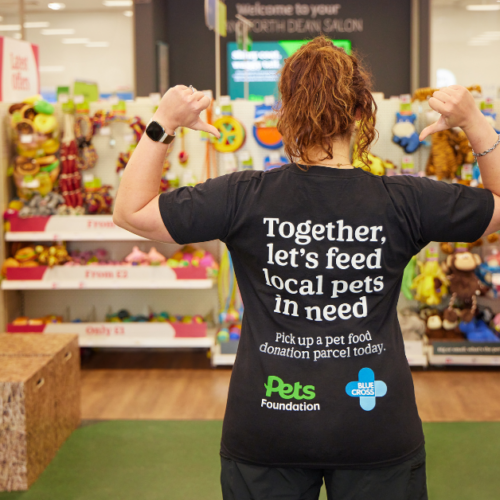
145, 119, 176, 144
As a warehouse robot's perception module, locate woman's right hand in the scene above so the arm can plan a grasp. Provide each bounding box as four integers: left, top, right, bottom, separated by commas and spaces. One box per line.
419, 85, 486, 140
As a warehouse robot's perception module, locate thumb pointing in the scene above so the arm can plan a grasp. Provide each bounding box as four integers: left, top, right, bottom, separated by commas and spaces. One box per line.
193, 118, 221, 139
419, 115, 448, 141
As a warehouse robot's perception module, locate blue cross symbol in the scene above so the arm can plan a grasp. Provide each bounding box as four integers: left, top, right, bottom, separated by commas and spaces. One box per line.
345, 368, 387, 411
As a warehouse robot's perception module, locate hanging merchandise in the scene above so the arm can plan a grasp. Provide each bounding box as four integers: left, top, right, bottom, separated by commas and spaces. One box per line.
83, 178, 113, 214
352, 149, 396, 176
410, 247, 449, 306
178, 128, 189, 164
263, 153, 288, 171
425, 128, 474, 181
401, 255, 417, 300
222, 153, 238, 173
213, 108, 246, 153
9, 96, 61, 201
392, 95, 422, 154
59, 112, 84, 211
480, 100, 500, 134
115, 116, 147, 176
412, 85, 481, 102
218, 247, 242, 323
252, 104, 283, 149
160, 143, 178, 193
74, 114, 98, 171
238, 150, 254, 171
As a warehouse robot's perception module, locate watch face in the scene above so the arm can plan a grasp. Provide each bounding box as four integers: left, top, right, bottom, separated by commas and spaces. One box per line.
146, 120, 165, 142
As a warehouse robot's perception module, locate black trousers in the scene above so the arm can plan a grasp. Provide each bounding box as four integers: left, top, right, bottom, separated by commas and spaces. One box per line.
221, 446, 427, 500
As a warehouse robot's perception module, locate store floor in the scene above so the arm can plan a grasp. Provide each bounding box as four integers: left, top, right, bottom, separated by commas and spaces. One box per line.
1, 420, 500, 500
80, 350, 500, 421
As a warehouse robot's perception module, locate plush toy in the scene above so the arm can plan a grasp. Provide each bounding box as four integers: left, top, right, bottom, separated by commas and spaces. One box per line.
18, 192, 65, 217
392, 113, 422, 154
412, 85, 481, 102
442, 247, 485, 323
459, 318, 499, 342
426, 130, 459, 180
124, 246, 149, 265
352, 151, 396, 176
411, 248, 449, 305
481, 110, 500, 134
397, 309, 425, 340
425, 311, 464, 341
401, 256, 417, 300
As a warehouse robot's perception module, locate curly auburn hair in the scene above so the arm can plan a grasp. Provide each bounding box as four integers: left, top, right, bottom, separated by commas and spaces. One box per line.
277, 36, 377, 167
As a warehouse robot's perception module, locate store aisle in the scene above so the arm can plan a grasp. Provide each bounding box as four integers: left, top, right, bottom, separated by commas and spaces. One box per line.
80, 351, 500, 422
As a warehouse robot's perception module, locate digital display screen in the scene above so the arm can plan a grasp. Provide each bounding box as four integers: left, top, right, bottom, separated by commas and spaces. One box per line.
227, 39, 351, 100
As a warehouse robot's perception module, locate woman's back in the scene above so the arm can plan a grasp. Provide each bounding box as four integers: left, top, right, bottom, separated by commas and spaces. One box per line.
161, 163, 492, 467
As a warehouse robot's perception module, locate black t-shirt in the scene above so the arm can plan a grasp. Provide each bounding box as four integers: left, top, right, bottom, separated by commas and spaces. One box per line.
159, 164, 494, 469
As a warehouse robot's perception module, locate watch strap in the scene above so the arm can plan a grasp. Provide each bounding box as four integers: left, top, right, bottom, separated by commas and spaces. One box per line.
159, 130, 176, 144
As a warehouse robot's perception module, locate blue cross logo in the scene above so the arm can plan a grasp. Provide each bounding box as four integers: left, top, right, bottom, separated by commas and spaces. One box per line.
345, 368, 387, 411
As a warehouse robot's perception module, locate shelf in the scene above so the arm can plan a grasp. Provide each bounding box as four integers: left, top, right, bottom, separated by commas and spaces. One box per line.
2, 265, 215, 290
5, 214, 145, 241
426, 341, 500, 366
404, 340, 428, 367
2, 279, 213, 290
7, 323, 214, 349
211, 343, 237, 366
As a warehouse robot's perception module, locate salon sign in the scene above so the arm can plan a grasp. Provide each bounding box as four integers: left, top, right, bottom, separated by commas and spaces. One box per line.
0, 36, 40, 102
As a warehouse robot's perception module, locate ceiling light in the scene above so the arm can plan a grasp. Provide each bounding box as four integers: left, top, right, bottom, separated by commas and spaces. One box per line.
42, 28, 75, 35
40, 65, 65, 73
0, 24, 21, 31
62, 38, 90, 44
103, 0, 133, 6
86, 41, 109, 47
24, 22, 50, 28
124, 10, 133, 16
466, 4, 500, 10
48, 3, 66, 10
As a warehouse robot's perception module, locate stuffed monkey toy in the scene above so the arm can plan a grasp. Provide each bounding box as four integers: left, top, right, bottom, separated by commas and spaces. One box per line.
442, 249, 485, 323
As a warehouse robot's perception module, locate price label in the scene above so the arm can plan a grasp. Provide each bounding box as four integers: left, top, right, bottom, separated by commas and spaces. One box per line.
74, 95, 85, 104
20, 134, 33, 144
109, 95, 119, 105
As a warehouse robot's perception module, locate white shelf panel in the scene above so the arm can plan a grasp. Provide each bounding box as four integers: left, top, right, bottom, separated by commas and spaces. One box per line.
79, 335, 214, 349
211, 343, 237, 367
5, 231, 146, 242
6, 215, 145, 241
428, 354, 500, 366
1, 279, 213, 290
407, 355, 428, 367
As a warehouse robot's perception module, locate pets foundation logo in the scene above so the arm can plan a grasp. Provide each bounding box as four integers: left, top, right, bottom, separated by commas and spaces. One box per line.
345, 367, 387, 411
261, 375, 320, 411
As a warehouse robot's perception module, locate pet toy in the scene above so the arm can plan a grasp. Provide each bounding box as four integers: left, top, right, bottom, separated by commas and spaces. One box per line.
442, 246, 485, 323
411, 247, 449, 305
252, 104, 283, 149
392, 112, 422, 154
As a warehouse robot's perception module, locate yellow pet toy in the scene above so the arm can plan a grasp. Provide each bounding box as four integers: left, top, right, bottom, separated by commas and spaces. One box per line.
411, 248, 449, 306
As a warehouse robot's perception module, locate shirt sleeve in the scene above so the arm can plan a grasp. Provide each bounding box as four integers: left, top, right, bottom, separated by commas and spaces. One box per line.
385, 176, 494, 252
158, 175, 232, 244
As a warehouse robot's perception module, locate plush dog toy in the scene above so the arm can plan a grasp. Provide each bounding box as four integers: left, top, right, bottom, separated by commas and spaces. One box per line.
392, 112, 422, 154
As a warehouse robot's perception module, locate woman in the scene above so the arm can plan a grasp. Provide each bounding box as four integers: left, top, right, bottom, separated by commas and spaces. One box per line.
114, 37, 500, 500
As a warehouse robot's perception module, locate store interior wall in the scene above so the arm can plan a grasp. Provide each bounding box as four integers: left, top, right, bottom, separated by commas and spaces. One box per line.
1, 10, 133, 98
135, 0, 424, 98
431, 0, 500, 94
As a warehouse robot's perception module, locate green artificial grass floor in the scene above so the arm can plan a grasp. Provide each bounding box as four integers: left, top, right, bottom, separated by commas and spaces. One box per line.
1, 421, 500, 500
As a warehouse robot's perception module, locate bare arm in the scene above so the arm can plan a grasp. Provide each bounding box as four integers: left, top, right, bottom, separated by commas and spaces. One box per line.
112, 86, 220, 242
420, 85, 500, 236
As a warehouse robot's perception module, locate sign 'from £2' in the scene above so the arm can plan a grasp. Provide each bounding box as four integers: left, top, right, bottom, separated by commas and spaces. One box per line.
0, 36, 40, 102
